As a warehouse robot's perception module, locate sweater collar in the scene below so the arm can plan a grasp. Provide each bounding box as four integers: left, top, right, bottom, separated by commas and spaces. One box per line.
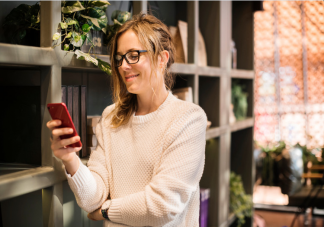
132, 91, 174, 124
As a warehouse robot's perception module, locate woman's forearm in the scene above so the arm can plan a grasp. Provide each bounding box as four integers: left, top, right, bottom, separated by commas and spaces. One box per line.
63, 153, 80, 176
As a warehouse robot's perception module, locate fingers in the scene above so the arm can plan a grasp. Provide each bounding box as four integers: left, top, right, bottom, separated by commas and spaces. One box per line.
46, 120, 61, 130
51, 136, 81, 151
53, 146, 81, 155
52, 127, 74, 139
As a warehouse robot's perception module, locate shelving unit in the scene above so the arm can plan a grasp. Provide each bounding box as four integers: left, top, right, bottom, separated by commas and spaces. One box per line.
0, 1, 254, 227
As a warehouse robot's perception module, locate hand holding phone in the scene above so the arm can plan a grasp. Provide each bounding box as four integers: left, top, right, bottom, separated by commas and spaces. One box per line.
47, 103, 82, 148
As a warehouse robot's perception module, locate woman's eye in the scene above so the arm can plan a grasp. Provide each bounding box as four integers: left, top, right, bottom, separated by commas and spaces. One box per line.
130, 55, 138, 60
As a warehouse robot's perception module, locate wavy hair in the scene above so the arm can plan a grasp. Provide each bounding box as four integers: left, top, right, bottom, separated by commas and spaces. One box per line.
108, 13, 175, 128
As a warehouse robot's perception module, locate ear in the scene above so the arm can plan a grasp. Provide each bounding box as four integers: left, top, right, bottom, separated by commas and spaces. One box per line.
158, 50, 170, 69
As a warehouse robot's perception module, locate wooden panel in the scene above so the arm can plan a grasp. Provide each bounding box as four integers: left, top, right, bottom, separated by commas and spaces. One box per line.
199, 1, 220, 67
199, 76, 220, 127
200, 138, 220, 227
230, 127, 254, 194
2, 189, 43, 227
232, 1, 254, 70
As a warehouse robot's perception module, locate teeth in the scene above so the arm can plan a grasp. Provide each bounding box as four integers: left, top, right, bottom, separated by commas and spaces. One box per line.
127, 74, 138, 79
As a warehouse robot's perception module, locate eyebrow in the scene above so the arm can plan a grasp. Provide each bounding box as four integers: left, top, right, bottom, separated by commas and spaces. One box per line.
116, 48, 139, 55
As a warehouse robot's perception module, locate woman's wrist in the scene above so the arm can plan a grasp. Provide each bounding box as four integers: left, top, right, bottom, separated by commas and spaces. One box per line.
63, 154, 79, 176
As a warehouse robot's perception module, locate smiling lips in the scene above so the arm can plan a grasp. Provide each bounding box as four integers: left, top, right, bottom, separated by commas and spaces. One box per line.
125, 74, 139, 82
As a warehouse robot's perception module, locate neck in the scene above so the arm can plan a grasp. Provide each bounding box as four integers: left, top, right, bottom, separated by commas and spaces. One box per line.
135, 86, 169, 116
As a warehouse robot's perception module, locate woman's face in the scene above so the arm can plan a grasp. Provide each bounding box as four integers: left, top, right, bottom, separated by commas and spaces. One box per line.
116, 29, 155, 95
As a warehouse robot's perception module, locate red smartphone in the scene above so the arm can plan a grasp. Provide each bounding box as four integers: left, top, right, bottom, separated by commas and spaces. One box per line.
47, 103, 82, 148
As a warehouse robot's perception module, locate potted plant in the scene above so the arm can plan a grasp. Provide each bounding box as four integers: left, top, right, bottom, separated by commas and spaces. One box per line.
231, 80, 248, 121
1, 2, 40, 46
52, 1, 131, 75
52, 1, 110, 53
230, 171, 252, 227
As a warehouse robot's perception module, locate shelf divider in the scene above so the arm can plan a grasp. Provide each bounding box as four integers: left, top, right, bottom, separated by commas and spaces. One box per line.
230, 117, 254, 133
0, 167, 65, 202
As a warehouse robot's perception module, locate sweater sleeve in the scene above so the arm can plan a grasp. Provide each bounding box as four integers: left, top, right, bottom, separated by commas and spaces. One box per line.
64, 117, 110, 213
106, 107, 207, 226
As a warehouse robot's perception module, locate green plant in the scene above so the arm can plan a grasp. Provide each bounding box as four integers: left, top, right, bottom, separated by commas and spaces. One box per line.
74, 10, 131, 75
230, 172, 252, 227
231, 80, 248, 121
258, 141, 286, 186
2, 2, 40, 44
104, 10, 131, 46
52, 1, 110, 51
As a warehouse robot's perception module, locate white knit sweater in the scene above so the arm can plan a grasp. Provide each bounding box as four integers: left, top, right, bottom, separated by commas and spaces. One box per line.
65, 92, 207, 227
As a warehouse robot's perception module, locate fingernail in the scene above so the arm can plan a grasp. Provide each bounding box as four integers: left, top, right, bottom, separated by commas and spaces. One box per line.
69, 129, 73, 133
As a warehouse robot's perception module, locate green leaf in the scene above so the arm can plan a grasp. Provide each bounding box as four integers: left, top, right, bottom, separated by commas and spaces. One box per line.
81, 34, 86, 45
86, 7, 108, 31
87, 0, 110, 7
67, 19, 77, 26
117, 11, 131, 24
60, 22, 68, 29
97, 58, 111, 75
82, 24, 92, 33
74, 35, 81, 43
113, 19, 122, 26
111, 10, 121, 21
61, 1, 85, 14
75, 50, 98, 66
66, 32, 72, 39
52, 32, 60, 41
64, 44, 70, 51
81, 14, 100, 28
19, 30, 26, 40
71, 32, 83, 47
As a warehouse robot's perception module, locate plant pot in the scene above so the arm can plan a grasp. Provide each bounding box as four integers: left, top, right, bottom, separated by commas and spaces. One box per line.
81, 30, 108, 55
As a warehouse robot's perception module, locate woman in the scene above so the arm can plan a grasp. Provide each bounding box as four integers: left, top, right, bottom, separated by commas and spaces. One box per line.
47, 13, 207, 227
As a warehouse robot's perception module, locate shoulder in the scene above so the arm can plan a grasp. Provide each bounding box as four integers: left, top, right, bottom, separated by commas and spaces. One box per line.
98, 103, 116, 127
169, 95, 207, 122
166, 95, 207, 129
102, 103, 116, 117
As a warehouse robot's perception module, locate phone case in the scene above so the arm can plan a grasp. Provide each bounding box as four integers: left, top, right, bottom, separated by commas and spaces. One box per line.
47, 103, 82, 148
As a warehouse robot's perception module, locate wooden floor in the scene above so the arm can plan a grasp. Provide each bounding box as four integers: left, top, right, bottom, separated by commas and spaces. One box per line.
254, 209, 324, 227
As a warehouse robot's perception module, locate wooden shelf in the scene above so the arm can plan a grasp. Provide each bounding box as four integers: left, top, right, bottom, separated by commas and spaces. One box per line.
0, 166, 65, 201
0, 43, 57, 66
198, 66, 222, 77
206, 126, 227, 140
230, 69, 254, 79
230, 117, 254, 132
58, 50, 110, 70
170, 63, 196, 75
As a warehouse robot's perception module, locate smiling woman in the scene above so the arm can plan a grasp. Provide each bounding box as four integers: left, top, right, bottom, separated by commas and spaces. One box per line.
47, 13, 207, 227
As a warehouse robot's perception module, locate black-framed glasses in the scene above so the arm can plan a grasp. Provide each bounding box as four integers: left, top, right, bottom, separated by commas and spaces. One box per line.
114, 50, 147, 67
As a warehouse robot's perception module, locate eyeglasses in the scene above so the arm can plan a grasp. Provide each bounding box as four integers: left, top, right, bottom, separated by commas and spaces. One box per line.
114, 50, 147, 67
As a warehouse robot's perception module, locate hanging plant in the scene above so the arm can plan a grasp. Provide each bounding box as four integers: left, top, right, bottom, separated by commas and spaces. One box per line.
230, 172, 252, 227
52, 1, 110, 52
52, 2, 131, 75
2, 2, 40, 45
104, 10, 132, 46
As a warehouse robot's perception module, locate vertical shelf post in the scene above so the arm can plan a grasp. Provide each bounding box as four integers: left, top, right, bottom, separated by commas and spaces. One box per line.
133, 1, 147, 15
42, 183, 63, 227
40, 2, 64, 227
219, 2, 232, 227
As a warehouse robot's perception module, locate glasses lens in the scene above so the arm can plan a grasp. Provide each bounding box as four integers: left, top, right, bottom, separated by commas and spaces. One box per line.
126, 51, 139, 64
115, 55, 123, 67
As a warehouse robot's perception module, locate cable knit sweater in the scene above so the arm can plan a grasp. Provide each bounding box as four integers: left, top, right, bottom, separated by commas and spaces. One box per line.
64, 91, 207, 227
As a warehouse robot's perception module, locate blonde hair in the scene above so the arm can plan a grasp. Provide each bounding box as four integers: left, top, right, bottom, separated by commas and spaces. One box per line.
108, 13, 175, 128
